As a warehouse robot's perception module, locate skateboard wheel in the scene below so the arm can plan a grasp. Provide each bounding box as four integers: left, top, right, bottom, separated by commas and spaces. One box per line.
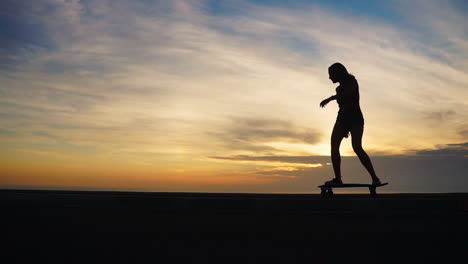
320, 189, 327, 198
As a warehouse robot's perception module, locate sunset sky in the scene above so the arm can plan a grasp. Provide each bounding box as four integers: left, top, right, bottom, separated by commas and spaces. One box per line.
1, 0, 467, 193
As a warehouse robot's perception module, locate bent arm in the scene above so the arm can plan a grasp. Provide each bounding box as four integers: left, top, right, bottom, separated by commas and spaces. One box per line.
320, 95, 337, 108
324, 95, 337, 102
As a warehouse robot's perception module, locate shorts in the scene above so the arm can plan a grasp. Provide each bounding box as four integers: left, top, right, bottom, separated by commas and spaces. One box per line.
337, 108, 364, 132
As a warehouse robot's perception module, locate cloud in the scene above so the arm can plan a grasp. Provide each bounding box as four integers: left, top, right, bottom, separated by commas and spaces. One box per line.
0, 1, 55, 69
209, 154, 329, 164
395, 0, 468, 67
415, 142, 468, 157
208, 117, 322, 154
459, 129, 468, 140
0, 128, 16, 136
424, 110, 456, 121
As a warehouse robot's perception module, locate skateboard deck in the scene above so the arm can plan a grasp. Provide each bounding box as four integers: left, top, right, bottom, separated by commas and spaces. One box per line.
318, 182, 388, 197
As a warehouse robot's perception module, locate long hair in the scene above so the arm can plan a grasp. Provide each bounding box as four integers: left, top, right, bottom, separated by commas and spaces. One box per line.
329, 62, 354, 80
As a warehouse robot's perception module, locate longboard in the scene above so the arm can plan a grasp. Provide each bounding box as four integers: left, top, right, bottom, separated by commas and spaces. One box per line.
318, 182, 388, 197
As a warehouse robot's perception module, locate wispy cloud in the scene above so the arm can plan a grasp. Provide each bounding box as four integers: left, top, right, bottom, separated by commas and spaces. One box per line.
415, 142, 468, 157
208, 117, 322, 154
209, 154, 329, 164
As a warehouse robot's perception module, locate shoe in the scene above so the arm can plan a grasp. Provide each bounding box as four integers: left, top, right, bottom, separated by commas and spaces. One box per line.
372, 178, 382, 185
325, 178, 343, 185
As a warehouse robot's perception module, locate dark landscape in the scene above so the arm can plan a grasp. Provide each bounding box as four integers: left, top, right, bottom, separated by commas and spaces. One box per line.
3, 189, 468, 262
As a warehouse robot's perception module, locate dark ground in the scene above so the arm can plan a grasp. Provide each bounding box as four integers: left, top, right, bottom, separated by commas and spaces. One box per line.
3, 190, 468, 263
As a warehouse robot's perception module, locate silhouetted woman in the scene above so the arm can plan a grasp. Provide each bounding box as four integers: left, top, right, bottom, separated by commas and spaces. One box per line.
320, 63, 381, 185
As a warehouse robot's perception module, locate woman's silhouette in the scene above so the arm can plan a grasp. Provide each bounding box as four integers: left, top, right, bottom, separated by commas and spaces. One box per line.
320, 63, 381, 185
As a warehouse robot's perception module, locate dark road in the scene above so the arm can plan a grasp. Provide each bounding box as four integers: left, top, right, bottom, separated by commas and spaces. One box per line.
3, 190, 468, 262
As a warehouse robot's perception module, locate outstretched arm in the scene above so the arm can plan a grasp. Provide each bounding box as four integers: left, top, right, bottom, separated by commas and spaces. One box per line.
320, 95, 336, 108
